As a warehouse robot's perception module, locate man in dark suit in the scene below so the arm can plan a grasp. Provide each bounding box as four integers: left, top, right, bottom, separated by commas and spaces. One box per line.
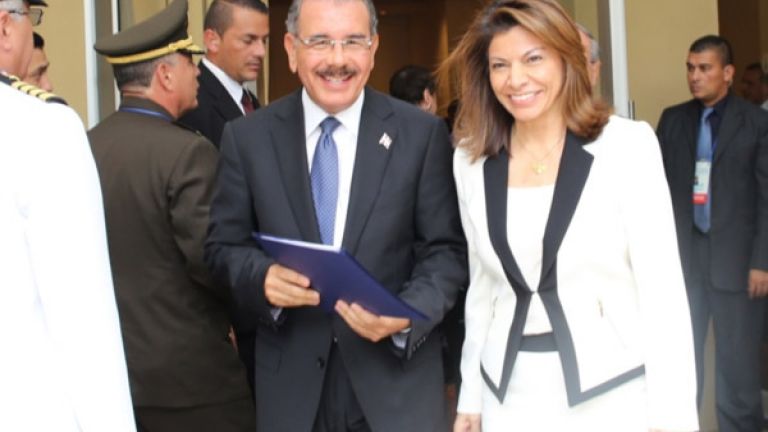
179, 0, 269, 391
657, 35, 768, 432
205, 0, 467, 430
89, 1, 255, 430
179, 0, 268, 147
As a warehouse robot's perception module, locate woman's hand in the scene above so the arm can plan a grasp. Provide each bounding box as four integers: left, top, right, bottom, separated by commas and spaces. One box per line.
454, 413, 481, 432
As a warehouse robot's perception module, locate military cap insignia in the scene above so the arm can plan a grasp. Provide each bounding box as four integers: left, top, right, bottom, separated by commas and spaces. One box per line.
0, 73, 67, 105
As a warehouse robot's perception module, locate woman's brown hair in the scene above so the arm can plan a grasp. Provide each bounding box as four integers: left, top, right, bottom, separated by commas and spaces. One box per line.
440, 0, 610, 160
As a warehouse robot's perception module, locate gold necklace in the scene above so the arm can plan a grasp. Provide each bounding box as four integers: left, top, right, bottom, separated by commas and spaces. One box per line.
514, 136, 564, 175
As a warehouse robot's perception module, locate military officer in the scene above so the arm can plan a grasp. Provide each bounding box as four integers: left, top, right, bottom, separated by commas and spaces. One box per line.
89, 1, 255, 431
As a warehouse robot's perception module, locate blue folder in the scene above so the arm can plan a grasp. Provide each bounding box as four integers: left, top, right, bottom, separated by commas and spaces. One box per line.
254, 233, 427, 321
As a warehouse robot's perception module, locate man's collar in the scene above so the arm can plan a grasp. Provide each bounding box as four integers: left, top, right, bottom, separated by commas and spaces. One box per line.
201, 57, 248, 106
699, 90, 730, 117
302, 88, 365, 138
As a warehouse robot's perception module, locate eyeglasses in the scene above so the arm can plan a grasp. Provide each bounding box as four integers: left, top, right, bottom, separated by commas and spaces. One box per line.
8, 8, 43, 26
295, 36, 373, 53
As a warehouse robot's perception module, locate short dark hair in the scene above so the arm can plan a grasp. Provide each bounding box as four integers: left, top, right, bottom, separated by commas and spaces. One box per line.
204, 0, 268, 35
389, 65, 436, 105
112, 53, 177, 89
33, 31, 44, 49
689, 35, 733, 66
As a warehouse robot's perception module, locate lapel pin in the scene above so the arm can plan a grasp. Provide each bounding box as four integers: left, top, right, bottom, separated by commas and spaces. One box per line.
379, 133, 392, 150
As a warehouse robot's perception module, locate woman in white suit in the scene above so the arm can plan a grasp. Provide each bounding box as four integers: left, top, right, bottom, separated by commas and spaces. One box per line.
442, 1, 699, 431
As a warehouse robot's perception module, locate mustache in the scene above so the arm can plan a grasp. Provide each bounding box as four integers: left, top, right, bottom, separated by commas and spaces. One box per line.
317, 66, 356, 79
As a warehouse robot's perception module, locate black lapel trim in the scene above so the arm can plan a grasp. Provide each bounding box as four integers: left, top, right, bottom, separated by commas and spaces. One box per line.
483, 148, 529, 293
342, 88, 397, 255
480, 148, 532, 403
273, 90, 321, 243
537, 132, 593, 406
540, 132, 593, 285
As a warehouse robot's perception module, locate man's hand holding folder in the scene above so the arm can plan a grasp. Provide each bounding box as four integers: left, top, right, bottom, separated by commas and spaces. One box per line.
264, 263, 411, 342
264, 263, 319, 308
334, 301, 410, 343
256, 233, 424, 342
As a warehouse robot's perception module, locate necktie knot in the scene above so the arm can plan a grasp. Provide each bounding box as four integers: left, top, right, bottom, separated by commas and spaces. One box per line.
320, 116, 341, 135
701, 107, 714, 123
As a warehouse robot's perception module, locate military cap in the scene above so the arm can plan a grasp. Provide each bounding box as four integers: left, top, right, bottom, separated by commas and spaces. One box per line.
94, 0, 203, 65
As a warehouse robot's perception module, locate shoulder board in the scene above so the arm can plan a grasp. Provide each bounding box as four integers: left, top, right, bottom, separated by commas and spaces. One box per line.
0, 73, 68, 105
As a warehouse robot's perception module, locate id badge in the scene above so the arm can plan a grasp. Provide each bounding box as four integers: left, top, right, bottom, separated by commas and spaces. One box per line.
693, 160, 711, 205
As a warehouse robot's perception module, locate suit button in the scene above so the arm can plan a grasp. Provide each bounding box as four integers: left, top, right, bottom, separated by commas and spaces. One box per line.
317, 357, 325, 369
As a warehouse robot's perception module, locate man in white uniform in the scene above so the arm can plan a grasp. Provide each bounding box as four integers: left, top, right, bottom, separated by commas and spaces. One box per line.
0, 0, 136, 430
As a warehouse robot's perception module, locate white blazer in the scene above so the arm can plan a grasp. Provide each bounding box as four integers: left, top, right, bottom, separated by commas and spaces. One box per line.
0, 83, 136, 432
454, 116, 698, 430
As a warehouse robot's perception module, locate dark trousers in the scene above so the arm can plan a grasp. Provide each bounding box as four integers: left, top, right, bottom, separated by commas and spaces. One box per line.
312, 343, 371, 432
689, 232, 765, 432
236, 330, 256, 397
135, 397, 256, 432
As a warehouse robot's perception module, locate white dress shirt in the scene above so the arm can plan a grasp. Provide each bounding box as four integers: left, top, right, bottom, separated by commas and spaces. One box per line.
302, 88, 363, 247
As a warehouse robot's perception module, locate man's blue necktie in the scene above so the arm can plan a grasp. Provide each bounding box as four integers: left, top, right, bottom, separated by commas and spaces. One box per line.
694, 107, 714, 233
311, 117, 341, 245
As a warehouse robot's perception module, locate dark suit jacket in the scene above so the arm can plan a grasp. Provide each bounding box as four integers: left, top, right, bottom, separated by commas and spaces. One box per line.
657, 92, 768, 292
205, 88, 467, 432
178, 61, 259, 147
88, 97, 251, 408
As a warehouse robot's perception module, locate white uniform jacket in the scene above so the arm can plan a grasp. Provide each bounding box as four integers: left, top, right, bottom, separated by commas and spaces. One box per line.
454, 116, 699, 430
0, 83, 136, 431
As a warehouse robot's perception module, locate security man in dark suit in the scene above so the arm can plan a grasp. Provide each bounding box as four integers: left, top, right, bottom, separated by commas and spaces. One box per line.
179, 0, 269, 392
657, 35, 768, 432
88, 1, 255, 431
179, 0, 269, 147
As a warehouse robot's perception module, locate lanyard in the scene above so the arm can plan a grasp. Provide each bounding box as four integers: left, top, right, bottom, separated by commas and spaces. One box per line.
118, 107, 173, 122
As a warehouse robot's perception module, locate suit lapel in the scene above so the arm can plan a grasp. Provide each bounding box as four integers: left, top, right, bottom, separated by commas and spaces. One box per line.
483, 149, 529, 293
685, 101, 700, 161
713, 94, 741, 164
273, 91, 322, 243
342, 88, 397, 255
199, 62, 244, 121
249, 89, 261, 110
540, 132, 593, 288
